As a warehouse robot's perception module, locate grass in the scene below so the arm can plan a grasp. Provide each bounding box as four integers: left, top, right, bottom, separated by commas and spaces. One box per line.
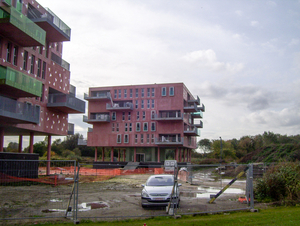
27, 206, 300, 226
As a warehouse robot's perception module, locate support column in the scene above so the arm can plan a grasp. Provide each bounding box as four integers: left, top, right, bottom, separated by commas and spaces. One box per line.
29, 132, 34, 154
18, 135, 23, 153
134, 147, 136, 162
118, 149, 120, 162
179, 148, 181, 162
123, 149, 126, 161
94, 147, 98, 162
183, 149, 186, 162
175, 148, 178, 161
157, 147, 160, 162
0, 128, 4, 152
46, 135, 52, 175
111, 147, 114, 162
102, 147, 105, 161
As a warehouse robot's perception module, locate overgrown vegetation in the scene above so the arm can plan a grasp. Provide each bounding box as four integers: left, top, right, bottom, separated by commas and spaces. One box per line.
254, 162, 300, 204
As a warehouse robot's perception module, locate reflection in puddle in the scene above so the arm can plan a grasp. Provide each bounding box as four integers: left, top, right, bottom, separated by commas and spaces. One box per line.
78, 201, 109, 211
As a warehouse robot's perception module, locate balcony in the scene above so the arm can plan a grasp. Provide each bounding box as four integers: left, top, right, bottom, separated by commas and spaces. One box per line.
191, 111, 203, 119
197, 104, 205, 112
51, 52, 70, 71
184, 125, 199, 136
47, 93, 85, 114
106, 101, 133, 110
187, 95, 200, 105
0, 6, 46, 46
84, 91, 111, 101
0, 95, 40, 124
78, 138, 87, 146
83, 114, 110, 123
155, 135, 183, 146
183, 102, 198, 113
152, 111, 183, 121
68, 123, 74, 135
28, 6, 70, 42
0, 66, 42, 98
193, 120, 203, 128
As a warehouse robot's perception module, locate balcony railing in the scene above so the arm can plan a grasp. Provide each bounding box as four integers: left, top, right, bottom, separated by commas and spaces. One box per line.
191, 111, 203, 119
51, 53, 70, 71
184, 125, 199, 136
197, 104, 205, 112
184, 102, 198, 112
28, 6, 70, 42
187, 95, 200, 105
83, 114, 110, 123
84, 91, 111, 101
155, 136, 183, 145
193, 120, 203, 128
152, 111, 183, 121
0, 66, 42, 98
0, 6, 46, 46
106, 102, 133, 110
0, 96, 40, 124
68, 123, 74, 135
47, 93, 85, 114
78, 138, 87, 146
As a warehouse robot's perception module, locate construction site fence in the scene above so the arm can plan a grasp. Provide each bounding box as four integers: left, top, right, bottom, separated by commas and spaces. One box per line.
0, 160, 77, 223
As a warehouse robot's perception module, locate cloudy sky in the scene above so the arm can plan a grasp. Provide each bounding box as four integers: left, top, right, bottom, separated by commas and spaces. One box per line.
8, 0, 300, 146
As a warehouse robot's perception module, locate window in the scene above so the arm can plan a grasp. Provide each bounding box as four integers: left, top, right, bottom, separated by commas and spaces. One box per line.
151, 99, 155, 108
136, 122, 141, 132
45, 43, 49, 58
122, 112, 125, 120
117, 134, 121, 143
129, 123, 132, 131
6, 42, 11, 62
13, 46, 18, 66
147, 100, 150, 109
151, 134, 155, 143
40, 84, 45, 102
151, 110, 155, 119
124, 134, 129, 143
56, 42, 59, 52
147, 88, 150, 97
152, 88, 155, 97
142, 111, 146, 120
114, 90, 117, 98
118, 89, 121, 98
151, 122, 156, 131
37, 59, 41, 77
116, 123, 119, 132
130, 89, 133, 98
135, 100, 138, 109
112, 112, 116, 121
135, 134, 138, 143
143, 122, 148, 131
112, 123, 115, 132
169, 86, 174, 96
135, 88, 139, 98
39, 46, 43, 55
136, 111, 140, 120
147, 134, 150, 143
125, 123, 128, 132
124, 89, 127, 98
42, 61, 46, 79
141, 100, 144, 109
141, 88, 144, 97
23, 50, 28, 70
30, 55, 35, 74
162, 87, 166, 96
141, 134, 144, 143
128, 112, 131, 121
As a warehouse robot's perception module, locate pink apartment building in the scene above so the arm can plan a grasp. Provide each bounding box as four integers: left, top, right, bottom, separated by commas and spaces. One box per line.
83, 83, 204, 163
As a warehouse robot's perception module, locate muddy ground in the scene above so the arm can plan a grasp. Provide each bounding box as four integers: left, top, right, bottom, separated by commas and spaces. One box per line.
0, 170, 268, 225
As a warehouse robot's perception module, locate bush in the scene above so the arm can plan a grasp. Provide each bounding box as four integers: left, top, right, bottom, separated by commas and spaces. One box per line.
254, 162, 300, 205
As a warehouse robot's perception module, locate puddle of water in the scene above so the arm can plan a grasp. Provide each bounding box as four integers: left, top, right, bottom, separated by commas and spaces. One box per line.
50, 198, 62, 202
79, 201, 109, 211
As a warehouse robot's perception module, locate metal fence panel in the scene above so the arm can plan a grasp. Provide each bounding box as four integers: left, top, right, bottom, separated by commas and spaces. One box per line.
0, 160, 76, 222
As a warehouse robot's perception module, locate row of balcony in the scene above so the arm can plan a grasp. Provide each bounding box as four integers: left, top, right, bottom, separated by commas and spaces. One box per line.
84, 91, 111, 101
0, 2, 70, 47
47, 93, 85, 114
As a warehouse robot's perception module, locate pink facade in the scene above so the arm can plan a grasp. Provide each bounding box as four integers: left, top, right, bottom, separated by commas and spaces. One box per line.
0, 0, 85, 161
84, 83, 204, 162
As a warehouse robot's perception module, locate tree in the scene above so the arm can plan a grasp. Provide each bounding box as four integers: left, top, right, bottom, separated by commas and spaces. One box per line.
6, 142, 18, 152
198, 139, 212, 155
33, 141, 47, 157
62, 133, 80, 151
